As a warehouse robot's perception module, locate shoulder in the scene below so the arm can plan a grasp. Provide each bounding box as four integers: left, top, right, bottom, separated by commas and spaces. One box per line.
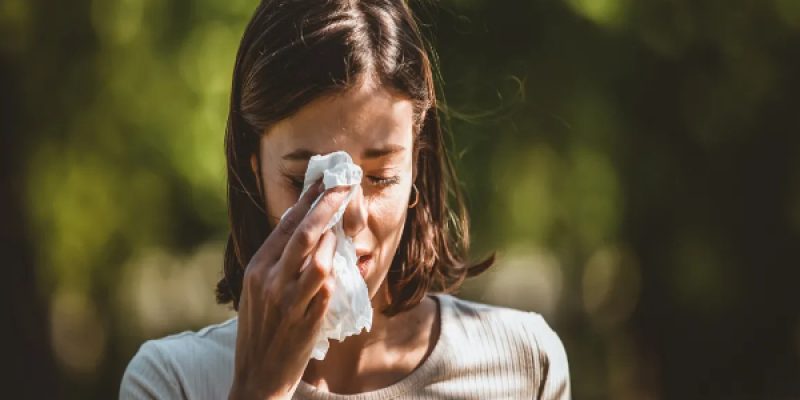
119, 318, 238, 400
437, 294, 571, 399
441, 293, 557, 339
444, 294, 566, 351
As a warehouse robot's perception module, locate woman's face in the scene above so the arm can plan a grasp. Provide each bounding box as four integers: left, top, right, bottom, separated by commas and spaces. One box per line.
250, 81, 415, 304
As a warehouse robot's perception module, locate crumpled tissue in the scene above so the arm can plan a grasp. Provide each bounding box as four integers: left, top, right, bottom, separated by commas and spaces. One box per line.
281, 151, 373, 360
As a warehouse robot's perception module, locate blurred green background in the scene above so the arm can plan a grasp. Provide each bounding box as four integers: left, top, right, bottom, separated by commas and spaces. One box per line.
2, 0, 800, 399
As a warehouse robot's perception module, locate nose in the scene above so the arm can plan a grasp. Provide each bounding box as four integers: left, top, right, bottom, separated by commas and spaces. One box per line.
342, 183, 367, 238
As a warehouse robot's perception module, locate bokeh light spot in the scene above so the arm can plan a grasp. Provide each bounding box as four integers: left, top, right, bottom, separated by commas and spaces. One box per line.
483, 247, 563, 317
50, 289, 107, 375
582, 244, 641, 329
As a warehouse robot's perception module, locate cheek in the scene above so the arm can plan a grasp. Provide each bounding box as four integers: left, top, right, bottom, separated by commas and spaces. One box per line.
370, 197, 407, 234
367, 189, 410, 264
372, 175, 411, 217
263, 174, 300, 226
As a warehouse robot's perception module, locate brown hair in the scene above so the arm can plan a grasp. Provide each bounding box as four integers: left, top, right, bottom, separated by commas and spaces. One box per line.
217, 0, 494, 316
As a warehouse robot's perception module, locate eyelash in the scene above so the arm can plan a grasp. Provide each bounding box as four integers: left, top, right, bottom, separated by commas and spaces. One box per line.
287, 175, 400, 190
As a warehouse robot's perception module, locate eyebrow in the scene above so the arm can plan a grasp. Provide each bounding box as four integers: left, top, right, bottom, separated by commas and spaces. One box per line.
282, 144, 406, 161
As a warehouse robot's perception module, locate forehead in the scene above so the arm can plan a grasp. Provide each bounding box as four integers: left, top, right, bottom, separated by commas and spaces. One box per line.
262, 83, 415, 157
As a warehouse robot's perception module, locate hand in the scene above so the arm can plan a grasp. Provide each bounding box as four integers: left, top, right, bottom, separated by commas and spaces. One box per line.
228, 182, 348, 400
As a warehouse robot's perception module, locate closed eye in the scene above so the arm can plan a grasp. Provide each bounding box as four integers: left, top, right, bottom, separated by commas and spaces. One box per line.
368, 175, 400, 187
285, 174, 399, 190
287, 175, 304, 191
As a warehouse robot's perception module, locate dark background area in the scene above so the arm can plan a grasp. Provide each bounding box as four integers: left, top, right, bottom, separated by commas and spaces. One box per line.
2, 0, 799, 398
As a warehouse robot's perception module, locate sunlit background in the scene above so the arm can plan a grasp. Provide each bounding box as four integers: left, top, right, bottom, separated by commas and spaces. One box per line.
3, 0, 800, 398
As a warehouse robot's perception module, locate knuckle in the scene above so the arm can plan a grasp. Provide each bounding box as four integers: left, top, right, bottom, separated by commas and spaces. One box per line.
312, 247, 332, 270
321, 229, 336, 244
277, 212, 300, 236
242, 267, 259, 290
296, 227, 316, 249
308, 260, 329, 282
319, 283, 333, 300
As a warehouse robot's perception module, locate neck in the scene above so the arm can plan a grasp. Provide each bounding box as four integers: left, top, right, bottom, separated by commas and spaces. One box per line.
307, 283, 409, 368
301, 284, 437, 394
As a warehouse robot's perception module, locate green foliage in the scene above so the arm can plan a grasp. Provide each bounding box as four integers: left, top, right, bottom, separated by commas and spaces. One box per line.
6, 0, 800, 398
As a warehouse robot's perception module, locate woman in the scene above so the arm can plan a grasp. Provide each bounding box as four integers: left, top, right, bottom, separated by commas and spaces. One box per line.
120, 0, 570, 399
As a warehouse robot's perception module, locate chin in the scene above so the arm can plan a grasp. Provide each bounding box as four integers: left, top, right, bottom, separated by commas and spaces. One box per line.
363, 267, 391, 306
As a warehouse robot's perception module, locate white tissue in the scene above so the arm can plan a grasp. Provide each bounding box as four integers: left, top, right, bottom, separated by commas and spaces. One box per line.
282, 151, 373, 360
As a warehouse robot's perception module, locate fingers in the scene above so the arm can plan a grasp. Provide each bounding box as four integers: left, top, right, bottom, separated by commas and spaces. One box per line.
305, 278, 334, 321
295, 230, 337, 311
279, 185, 350, 279
253, 180, 324, 266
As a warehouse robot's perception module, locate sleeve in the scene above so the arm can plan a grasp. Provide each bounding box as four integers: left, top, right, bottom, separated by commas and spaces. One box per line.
528, 313, 571, 400
119, 340, 184, 400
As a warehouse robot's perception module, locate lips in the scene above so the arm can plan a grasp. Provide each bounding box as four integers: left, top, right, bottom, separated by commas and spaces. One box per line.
356, 254, 372, 278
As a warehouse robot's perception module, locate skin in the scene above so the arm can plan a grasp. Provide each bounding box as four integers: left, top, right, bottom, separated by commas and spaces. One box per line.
230, 78, 439, 399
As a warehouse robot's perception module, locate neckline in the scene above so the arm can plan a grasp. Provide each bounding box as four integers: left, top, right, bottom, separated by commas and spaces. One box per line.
295, 292, 450, 400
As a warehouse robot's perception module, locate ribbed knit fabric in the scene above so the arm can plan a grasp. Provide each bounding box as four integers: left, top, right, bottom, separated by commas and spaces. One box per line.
120, 293, 571, 399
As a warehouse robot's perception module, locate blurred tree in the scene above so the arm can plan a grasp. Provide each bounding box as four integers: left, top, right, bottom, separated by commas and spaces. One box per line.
1, 28, 59, 400
3, 0, 800, 399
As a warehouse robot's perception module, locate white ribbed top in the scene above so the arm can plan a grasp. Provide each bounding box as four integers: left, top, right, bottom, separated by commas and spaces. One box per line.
120, 293, 571, 399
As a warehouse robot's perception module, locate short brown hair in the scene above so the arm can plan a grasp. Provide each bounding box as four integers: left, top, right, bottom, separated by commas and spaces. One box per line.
217, 0, 494, 315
